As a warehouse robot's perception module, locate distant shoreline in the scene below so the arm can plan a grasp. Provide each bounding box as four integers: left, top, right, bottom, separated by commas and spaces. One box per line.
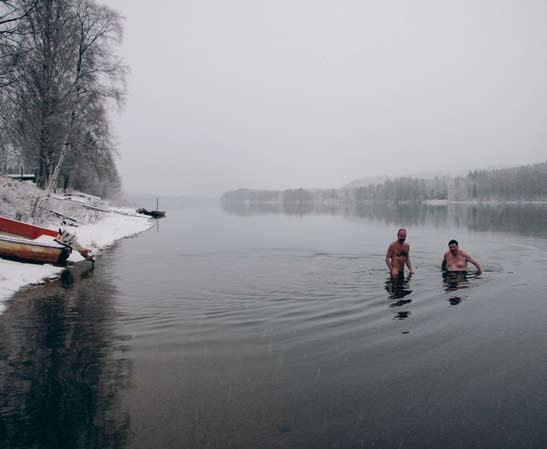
424, 199, 547, 206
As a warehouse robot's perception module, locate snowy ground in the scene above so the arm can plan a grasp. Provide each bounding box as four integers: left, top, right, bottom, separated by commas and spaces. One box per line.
0, 176, 153, 312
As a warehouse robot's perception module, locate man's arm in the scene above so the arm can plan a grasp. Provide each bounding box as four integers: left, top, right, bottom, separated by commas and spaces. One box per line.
385, 245, 393, 272
463, 251, 482, 274
405, 245, 414, 274
441, 253, 447, 271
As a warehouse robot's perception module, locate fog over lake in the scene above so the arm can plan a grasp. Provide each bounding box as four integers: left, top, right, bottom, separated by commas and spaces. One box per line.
103, 0, 547, 196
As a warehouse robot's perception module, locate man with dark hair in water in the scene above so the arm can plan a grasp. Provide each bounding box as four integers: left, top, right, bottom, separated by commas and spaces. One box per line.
441, 239, 483, 275
385, 228, 414, 278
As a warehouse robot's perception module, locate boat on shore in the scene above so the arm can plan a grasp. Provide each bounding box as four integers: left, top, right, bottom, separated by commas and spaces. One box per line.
0, 216, 58, 239
136, 208, 166, 219
136, 197, 166, 219
0, 217, 70, 265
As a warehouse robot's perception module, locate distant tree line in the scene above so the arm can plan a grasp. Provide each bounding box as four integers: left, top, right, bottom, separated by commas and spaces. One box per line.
352, 163, 547, 202
0, 0, 126, 197
221, 162, 547, 209
464, 162, 547, 201
351, 176, 448, 203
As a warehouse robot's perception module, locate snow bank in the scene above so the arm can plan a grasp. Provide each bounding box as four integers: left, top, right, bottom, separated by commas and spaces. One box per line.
0, 176, 154, 312
0, 260, 63, 313
66, 212, 153, 262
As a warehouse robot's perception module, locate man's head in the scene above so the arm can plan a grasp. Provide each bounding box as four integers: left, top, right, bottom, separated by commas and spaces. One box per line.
397, 228, 407, 244
448, 239, 459, 254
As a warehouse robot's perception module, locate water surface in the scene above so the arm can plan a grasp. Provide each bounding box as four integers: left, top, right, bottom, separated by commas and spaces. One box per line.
1, 203, 546, 449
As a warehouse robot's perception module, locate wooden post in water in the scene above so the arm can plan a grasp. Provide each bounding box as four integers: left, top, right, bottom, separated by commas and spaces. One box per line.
156, 196, 160, 232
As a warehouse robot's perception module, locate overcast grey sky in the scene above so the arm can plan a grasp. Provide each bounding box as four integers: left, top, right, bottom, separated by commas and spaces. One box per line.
103, 0, 547, 196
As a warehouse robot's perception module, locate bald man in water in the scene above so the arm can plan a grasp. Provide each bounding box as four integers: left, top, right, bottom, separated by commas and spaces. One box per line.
441, 239, 483, 275
385, 228, 414, 278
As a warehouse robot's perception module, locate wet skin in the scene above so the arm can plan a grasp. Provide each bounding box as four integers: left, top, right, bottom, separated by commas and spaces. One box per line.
385, 231, 414, 277
442, 244, 483, 275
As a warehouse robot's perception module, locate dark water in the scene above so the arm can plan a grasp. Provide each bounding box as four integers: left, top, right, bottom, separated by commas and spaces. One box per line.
1, 203, 546, 449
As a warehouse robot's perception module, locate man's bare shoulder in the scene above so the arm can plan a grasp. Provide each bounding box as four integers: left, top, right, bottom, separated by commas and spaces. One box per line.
459, 249, 472, 259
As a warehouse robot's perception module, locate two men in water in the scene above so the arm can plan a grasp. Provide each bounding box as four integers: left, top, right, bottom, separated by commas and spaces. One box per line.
385, 230, 482, 276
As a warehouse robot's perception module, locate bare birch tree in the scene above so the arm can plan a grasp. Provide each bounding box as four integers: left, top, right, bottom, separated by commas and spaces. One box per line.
1, 0, 126, 195
46, 0, 127, 191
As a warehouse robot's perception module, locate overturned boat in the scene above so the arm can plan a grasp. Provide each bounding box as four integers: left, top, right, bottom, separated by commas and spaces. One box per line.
0, 217, 70, 265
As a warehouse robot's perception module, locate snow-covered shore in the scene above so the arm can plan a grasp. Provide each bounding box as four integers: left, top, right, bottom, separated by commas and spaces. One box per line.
0, 177, 154, 312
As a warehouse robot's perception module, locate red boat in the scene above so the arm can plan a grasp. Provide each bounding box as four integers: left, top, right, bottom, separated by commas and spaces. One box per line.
0, 216, 70, 265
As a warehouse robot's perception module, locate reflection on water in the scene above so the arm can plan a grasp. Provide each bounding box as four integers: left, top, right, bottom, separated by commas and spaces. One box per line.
60, 267, 75, 288
385, 274, 413, 316
352, 203, 448, 227
394, 310, 411, 320
443, 271, 470, 306
457, 203, 547, 237
222, 201, 547, 237
0, 263, 129, 449
443, 270, 470, 289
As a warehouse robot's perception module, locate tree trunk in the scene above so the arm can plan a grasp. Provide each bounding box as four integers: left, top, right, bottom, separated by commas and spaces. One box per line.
46, 137, 69, 192
47, 107, 77, 192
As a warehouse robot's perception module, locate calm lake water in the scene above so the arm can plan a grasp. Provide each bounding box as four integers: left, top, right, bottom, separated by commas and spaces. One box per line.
1, 203, 546, 449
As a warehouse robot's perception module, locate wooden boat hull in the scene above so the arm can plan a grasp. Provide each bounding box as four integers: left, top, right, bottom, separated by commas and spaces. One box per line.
0, 216, 68, 265
0, 236, 70, 265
